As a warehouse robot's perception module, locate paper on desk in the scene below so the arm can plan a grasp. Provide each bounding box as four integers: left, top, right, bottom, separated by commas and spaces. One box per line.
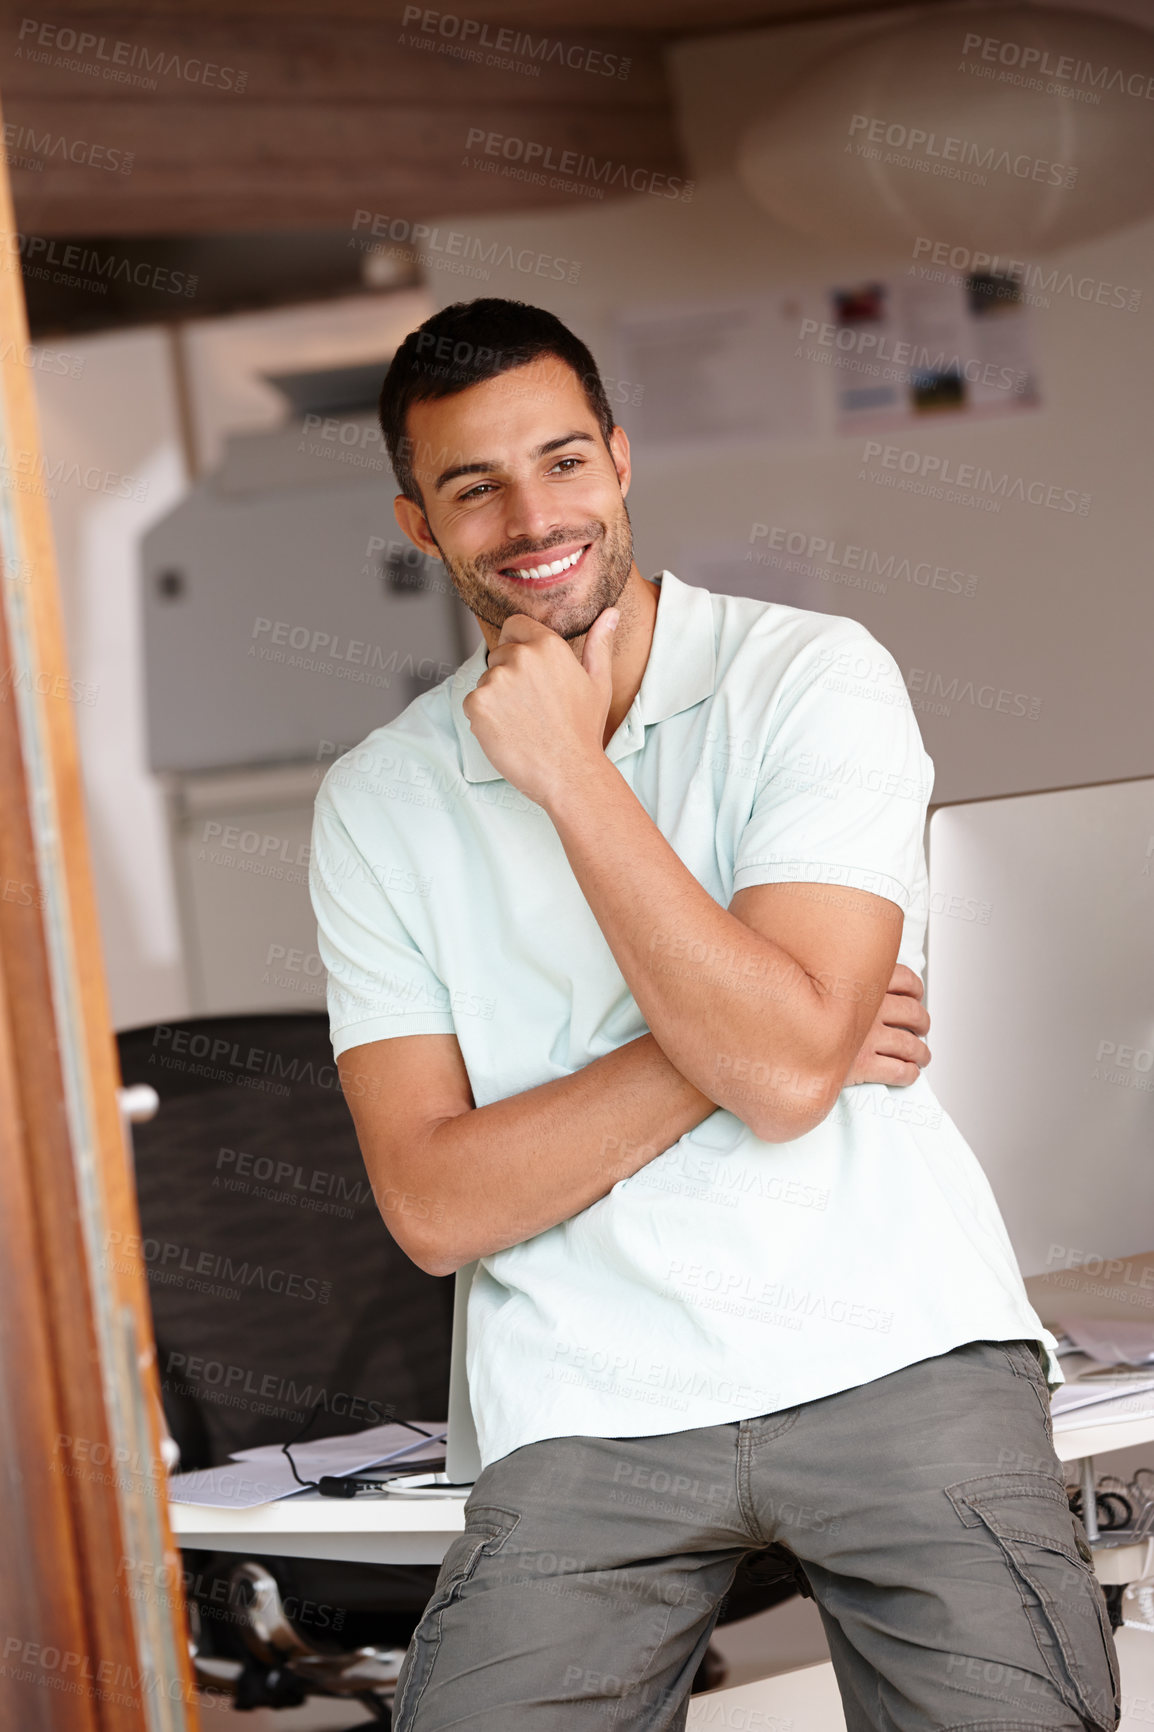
229, 1421, 445, 1473
168, 1423, 447, 1508
1054, 1318, 1154, 1367
168, 1461, 318, 1508
1051, 1378, 1154, 1425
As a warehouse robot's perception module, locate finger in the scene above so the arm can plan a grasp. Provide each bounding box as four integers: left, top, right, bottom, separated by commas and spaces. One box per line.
862, 1055, 923, 1088
581, 607, 620, 685
496, 612, 547, 644
886, 962, 924, 999
871, 1027, 931, 1068
877, 992, 930, 1037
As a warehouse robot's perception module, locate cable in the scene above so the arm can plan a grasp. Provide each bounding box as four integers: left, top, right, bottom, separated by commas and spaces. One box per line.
280, 1401, 445, 1498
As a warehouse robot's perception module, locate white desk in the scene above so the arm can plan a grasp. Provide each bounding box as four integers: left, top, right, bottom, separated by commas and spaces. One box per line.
169, 1402, 1154, 1576
171, 1491, 466, 1566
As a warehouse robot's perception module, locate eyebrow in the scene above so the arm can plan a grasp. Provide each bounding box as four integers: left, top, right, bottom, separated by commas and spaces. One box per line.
434, 430, 597, 492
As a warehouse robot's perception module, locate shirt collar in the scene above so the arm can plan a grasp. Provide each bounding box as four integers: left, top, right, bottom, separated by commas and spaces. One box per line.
449, 569, 717, 784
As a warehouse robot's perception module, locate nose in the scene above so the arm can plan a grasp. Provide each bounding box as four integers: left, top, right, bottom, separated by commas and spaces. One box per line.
498, 474, 566, 548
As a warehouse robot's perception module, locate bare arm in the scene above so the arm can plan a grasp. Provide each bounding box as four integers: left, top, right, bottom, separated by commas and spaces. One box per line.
338, 1030, 714, 1277
338, 962, 930, 1278
543, 759, 903, 1140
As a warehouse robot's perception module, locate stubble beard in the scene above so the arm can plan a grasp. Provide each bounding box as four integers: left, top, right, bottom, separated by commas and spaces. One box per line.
434, 505, 634, 642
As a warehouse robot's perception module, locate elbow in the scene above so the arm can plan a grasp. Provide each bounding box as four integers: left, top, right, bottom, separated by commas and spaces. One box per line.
413, 1246, 460, 1280
395, 1210, 475, 1279
389, 1214, 461, 1279
398, 1228, 460, 1280
746, 1097, 835, 1144
371, 1190, 458, 1278
729, 1066, 843, 1145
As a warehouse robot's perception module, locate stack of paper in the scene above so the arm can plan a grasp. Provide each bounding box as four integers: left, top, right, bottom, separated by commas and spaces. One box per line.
168, 1420, 447, 1508
1056, 1318, 1154, 1367
1051, 1377, 1154, 1430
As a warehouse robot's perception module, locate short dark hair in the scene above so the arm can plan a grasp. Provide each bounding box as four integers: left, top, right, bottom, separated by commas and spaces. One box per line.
379, 298, 615, 506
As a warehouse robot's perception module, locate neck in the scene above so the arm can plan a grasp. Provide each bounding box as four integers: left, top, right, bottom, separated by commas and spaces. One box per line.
594, 566, 659, 742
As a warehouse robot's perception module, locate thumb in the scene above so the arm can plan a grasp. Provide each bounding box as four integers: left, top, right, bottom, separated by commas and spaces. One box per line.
581, 607, 619, 685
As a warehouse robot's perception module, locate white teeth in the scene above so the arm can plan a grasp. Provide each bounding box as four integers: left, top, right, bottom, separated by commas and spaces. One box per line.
509, 546, 585, 580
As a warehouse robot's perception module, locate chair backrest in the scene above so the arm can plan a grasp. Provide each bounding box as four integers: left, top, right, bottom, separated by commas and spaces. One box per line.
117, 1013, 453, 1467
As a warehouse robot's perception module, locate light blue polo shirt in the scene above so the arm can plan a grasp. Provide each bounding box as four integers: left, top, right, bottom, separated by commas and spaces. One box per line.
310, 570, 1059, 1468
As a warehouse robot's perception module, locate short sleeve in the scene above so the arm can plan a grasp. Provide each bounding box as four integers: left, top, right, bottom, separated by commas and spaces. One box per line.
309, 791, 457, 1059
732, 629, 934, 910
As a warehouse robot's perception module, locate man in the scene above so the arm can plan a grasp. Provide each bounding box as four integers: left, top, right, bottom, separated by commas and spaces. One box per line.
309, 299, 1119, 1731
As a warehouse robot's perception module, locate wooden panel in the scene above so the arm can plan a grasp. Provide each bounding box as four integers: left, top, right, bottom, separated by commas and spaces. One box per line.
4, 18, 669, 100
0, 796, 100, 1722
1, 0, 932, 23
0, 83, 199, 1731
4, 99, 688, 232
2, 11, 685, 232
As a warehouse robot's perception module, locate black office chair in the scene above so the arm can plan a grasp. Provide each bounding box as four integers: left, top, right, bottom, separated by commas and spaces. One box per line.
118, 1012, 454, 1719
118, 1011, 798, 1720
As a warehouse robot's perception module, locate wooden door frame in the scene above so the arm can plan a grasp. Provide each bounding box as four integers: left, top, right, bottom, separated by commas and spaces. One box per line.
0, 92, 200, 1732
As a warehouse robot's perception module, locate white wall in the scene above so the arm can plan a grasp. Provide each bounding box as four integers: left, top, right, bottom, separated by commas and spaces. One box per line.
32, 327, 191, 1030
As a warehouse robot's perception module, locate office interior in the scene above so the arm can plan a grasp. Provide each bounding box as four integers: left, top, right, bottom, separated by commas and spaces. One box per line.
3, 0, 1154, 1725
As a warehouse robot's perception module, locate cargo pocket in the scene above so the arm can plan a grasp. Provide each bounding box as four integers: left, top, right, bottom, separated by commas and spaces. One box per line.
391, 1504, 521, 1730
945, 1471, 1120, 1732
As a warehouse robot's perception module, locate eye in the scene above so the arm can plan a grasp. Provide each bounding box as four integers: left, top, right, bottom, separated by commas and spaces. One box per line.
549, 456, 583, 476
459, 481, 497, 501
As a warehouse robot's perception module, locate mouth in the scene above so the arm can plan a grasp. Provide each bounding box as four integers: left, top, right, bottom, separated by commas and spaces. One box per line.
496, 541, 592, 588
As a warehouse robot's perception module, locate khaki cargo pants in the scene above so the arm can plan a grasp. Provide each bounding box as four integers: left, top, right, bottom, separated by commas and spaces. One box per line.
392, 1339, 1120, 1731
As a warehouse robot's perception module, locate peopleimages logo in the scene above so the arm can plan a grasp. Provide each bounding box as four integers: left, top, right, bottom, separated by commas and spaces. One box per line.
351, 208, 581, 284
960, 29, 1154, 103
15, 16, 248, 91
847, 114, 1077, 189
1, 120, 133, 173
860, 441, 1091, 516
400, 6, 632, 79
464, 128, 695, 202
911, 238, 1141, 314
3, 232, 197, 297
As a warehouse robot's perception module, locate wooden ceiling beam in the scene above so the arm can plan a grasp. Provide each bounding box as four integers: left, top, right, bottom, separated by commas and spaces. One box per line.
3, 14, 689, 232
5, 98, 689, 232
4, 19, 670, 104
1, 0, 917, 26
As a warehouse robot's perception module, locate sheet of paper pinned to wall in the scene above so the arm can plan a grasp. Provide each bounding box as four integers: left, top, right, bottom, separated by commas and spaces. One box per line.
823, 274, 1040, 433
613, 294, 821, 450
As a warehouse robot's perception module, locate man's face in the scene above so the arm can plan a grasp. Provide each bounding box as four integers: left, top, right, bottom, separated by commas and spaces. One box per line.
396, 354, 635, 642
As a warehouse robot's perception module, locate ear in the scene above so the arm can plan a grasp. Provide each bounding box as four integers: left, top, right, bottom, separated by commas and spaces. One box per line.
609, 424, 632, 500
394, 493, 440, 560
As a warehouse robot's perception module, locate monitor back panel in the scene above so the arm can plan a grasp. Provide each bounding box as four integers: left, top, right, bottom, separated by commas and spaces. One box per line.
927, 778, 1154, 1278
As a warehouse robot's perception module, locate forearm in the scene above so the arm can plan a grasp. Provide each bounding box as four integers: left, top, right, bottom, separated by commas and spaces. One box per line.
406, 1034, 714, 1276
545, 759, 840, 1137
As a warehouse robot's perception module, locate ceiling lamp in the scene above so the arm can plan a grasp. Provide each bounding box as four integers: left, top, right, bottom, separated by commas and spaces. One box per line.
736, 5, 1154, 255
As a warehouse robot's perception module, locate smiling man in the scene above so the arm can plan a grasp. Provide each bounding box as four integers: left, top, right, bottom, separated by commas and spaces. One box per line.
309, 300, 1118, 1732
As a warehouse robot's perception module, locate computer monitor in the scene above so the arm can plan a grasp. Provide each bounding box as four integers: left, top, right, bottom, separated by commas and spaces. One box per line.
445, 1262, 482, 1485
925, 776, 1154, 1278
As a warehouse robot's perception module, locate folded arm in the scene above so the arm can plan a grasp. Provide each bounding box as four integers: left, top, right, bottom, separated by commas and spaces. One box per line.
462, 613, 923, 1148
338, 965, 928, 1277
545, 756, 905, 1142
